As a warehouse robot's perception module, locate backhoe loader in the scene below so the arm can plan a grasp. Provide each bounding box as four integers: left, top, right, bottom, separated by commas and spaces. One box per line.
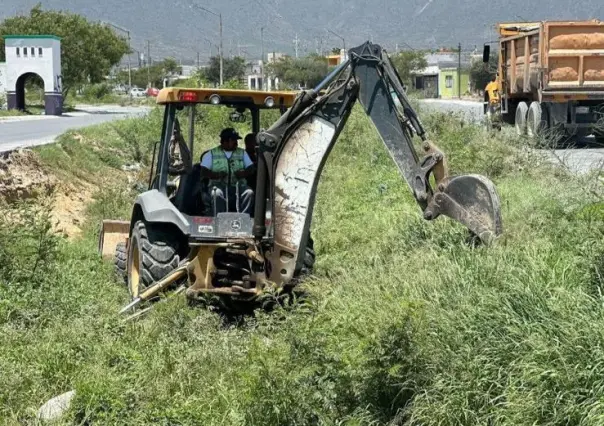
99, 41, 503, 315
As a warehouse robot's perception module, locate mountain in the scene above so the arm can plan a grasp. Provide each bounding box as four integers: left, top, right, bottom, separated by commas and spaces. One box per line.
1, 0, 604, 64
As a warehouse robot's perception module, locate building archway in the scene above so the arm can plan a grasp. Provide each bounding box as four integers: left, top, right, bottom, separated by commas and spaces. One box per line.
4, 35, 63, 115
14, 72, 46, 112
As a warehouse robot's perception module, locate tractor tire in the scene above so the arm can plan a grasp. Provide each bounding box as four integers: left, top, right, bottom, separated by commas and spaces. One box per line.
127, 220, 180, 299
515, 101, 529, 136
114, 241, 127, 284
297, 235, 316, 277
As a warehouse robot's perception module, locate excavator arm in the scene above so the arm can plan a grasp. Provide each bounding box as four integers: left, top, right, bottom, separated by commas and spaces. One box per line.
256, 42, 503, 283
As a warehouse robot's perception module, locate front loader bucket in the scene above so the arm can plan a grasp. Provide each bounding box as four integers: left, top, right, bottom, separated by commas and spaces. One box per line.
428, 174, 503, 244
98, 220, 130, 259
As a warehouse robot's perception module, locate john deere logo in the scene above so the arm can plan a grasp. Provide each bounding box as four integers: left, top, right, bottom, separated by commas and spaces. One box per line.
231, 220, 242, 230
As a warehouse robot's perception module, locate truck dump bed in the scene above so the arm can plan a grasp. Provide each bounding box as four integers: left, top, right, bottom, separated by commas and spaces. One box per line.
499, 20, 604, 100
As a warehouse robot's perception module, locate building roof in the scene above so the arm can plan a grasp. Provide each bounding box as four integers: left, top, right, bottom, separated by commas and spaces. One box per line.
3, 35, 61, 41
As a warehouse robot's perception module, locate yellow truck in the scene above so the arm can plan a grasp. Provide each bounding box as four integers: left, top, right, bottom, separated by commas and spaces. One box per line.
483, 19, 604, 141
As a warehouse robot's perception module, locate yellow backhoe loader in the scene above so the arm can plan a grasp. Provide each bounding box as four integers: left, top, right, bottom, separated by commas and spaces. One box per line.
99, 41, 503, 315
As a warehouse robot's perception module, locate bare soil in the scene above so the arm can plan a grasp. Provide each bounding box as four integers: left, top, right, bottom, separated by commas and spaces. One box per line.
0, 149, 94, 238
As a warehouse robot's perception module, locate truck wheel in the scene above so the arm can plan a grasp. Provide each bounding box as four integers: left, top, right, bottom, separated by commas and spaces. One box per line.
527, 102, 543, 138
114, 241, 127, 284
127, 220, 180, 299
515, 102, 528, 136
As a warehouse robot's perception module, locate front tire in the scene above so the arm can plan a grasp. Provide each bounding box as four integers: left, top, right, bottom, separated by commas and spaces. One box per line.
127, 221, 180, 299
114, 241, 127, 284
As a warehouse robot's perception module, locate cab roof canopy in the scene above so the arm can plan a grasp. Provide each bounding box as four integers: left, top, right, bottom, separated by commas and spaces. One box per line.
156, 87, 299, 109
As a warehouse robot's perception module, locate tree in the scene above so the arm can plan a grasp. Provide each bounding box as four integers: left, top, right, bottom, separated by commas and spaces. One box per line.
0, 4, 130, 98
470, 51, 497, 93
204, 56, 246, 85
116, 58, 182, 89
267, 54, 328, 89
389, 51, 428, 87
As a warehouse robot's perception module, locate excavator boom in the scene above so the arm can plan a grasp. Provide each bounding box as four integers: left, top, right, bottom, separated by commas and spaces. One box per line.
257, 42, 503, 280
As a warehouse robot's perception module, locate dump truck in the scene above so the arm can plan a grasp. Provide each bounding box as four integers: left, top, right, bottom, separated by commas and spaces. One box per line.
483, 19, 604, 141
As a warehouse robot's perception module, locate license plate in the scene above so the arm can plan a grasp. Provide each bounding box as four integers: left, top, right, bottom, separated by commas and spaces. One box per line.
576, 106, 590, 114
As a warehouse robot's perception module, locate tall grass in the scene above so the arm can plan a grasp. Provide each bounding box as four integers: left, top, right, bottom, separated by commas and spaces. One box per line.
1, 106, 604, 424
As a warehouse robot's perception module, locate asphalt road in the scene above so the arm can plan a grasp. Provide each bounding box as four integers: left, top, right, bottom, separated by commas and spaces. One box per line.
0, 105, 151, 153
419, 99, 604, 175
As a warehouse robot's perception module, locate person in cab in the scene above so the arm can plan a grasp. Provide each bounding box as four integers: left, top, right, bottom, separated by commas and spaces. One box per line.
200, 128, 256, 214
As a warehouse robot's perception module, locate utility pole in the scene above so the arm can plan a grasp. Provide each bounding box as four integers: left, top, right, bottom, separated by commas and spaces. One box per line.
102, 21, 132, 97
261, 27, 264, 90
190, 4, 223, 86
458, 42, 462, 99
197, 51, 200, 68
293, 33, 300, 58
146, 40, 151, 88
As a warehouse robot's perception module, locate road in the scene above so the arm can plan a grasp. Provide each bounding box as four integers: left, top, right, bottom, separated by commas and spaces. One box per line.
419, 99, 604, 175
0, 105, 151, 153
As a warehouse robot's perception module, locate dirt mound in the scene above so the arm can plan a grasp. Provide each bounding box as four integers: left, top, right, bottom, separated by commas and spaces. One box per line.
0, 149, 93, 238
0, 149, 57, 203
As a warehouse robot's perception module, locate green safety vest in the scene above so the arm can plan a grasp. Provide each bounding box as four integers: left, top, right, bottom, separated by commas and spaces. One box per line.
209, 146, 247, 188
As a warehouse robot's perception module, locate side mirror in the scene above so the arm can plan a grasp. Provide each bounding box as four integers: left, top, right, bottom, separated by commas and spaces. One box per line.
483, 44, 490, 63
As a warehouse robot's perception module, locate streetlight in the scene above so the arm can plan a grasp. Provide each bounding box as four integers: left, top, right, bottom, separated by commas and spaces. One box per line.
102, 21, 132, 98
326, 29, 346, 59
190, 3, 223, 86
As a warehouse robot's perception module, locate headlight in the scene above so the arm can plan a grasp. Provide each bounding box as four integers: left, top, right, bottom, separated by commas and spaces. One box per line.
264, 96, 275, 107
209, 94, 221, 105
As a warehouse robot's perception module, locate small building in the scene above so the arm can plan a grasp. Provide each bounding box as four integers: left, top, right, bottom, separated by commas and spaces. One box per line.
246, 57, 280, 91
326, 49, 346, 67
438, 67, 470, 98
412, 52, 471, 99
3, 34, 63, 115
413, 65, 439, 98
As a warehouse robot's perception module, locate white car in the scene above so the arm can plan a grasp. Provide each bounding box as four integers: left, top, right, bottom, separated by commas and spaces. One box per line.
129, 87, 147, 97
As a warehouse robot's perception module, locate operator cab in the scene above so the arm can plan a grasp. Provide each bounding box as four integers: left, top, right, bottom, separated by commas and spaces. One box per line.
147, 87, 297, 242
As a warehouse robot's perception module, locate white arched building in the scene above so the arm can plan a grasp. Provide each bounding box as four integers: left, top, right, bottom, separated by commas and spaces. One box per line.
4, 35, 63, 115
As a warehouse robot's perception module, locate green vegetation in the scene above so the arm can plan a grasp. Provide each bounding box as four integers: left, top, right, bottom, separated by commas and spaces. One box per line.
115, 58, 183, 90
390, 50, 429, 87
0, 109, 26, 117
202, 56, 247, 86
267, 54, 330, 88
470, 50, 498, 92
0, 4, 130, 98
2, 105, 604, 424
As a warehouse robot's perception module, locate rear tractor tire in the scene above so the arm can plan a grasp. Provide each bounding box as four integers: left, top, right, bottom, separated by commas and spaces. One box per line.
515, 101, 529, 136
127, 220, 181, 300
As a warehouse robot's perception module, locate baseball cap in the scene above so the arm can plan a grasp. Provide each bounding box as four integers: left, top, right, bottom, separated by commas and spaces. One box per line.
220, 128, 242, 140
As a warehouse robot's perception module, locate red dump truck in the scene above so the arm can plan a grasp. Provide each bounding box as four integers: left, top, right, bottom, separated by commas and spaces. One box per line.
483, 20, 604, 141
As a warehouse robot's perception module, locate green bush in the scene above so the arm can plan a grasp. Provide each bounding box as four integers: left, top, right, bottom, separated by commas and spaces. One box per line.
81, 83, 113, 100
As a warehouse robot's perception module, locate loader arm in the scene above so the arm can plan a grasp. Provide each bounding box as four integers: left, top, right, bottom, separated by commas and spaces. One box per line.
256, 41, 502, 284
